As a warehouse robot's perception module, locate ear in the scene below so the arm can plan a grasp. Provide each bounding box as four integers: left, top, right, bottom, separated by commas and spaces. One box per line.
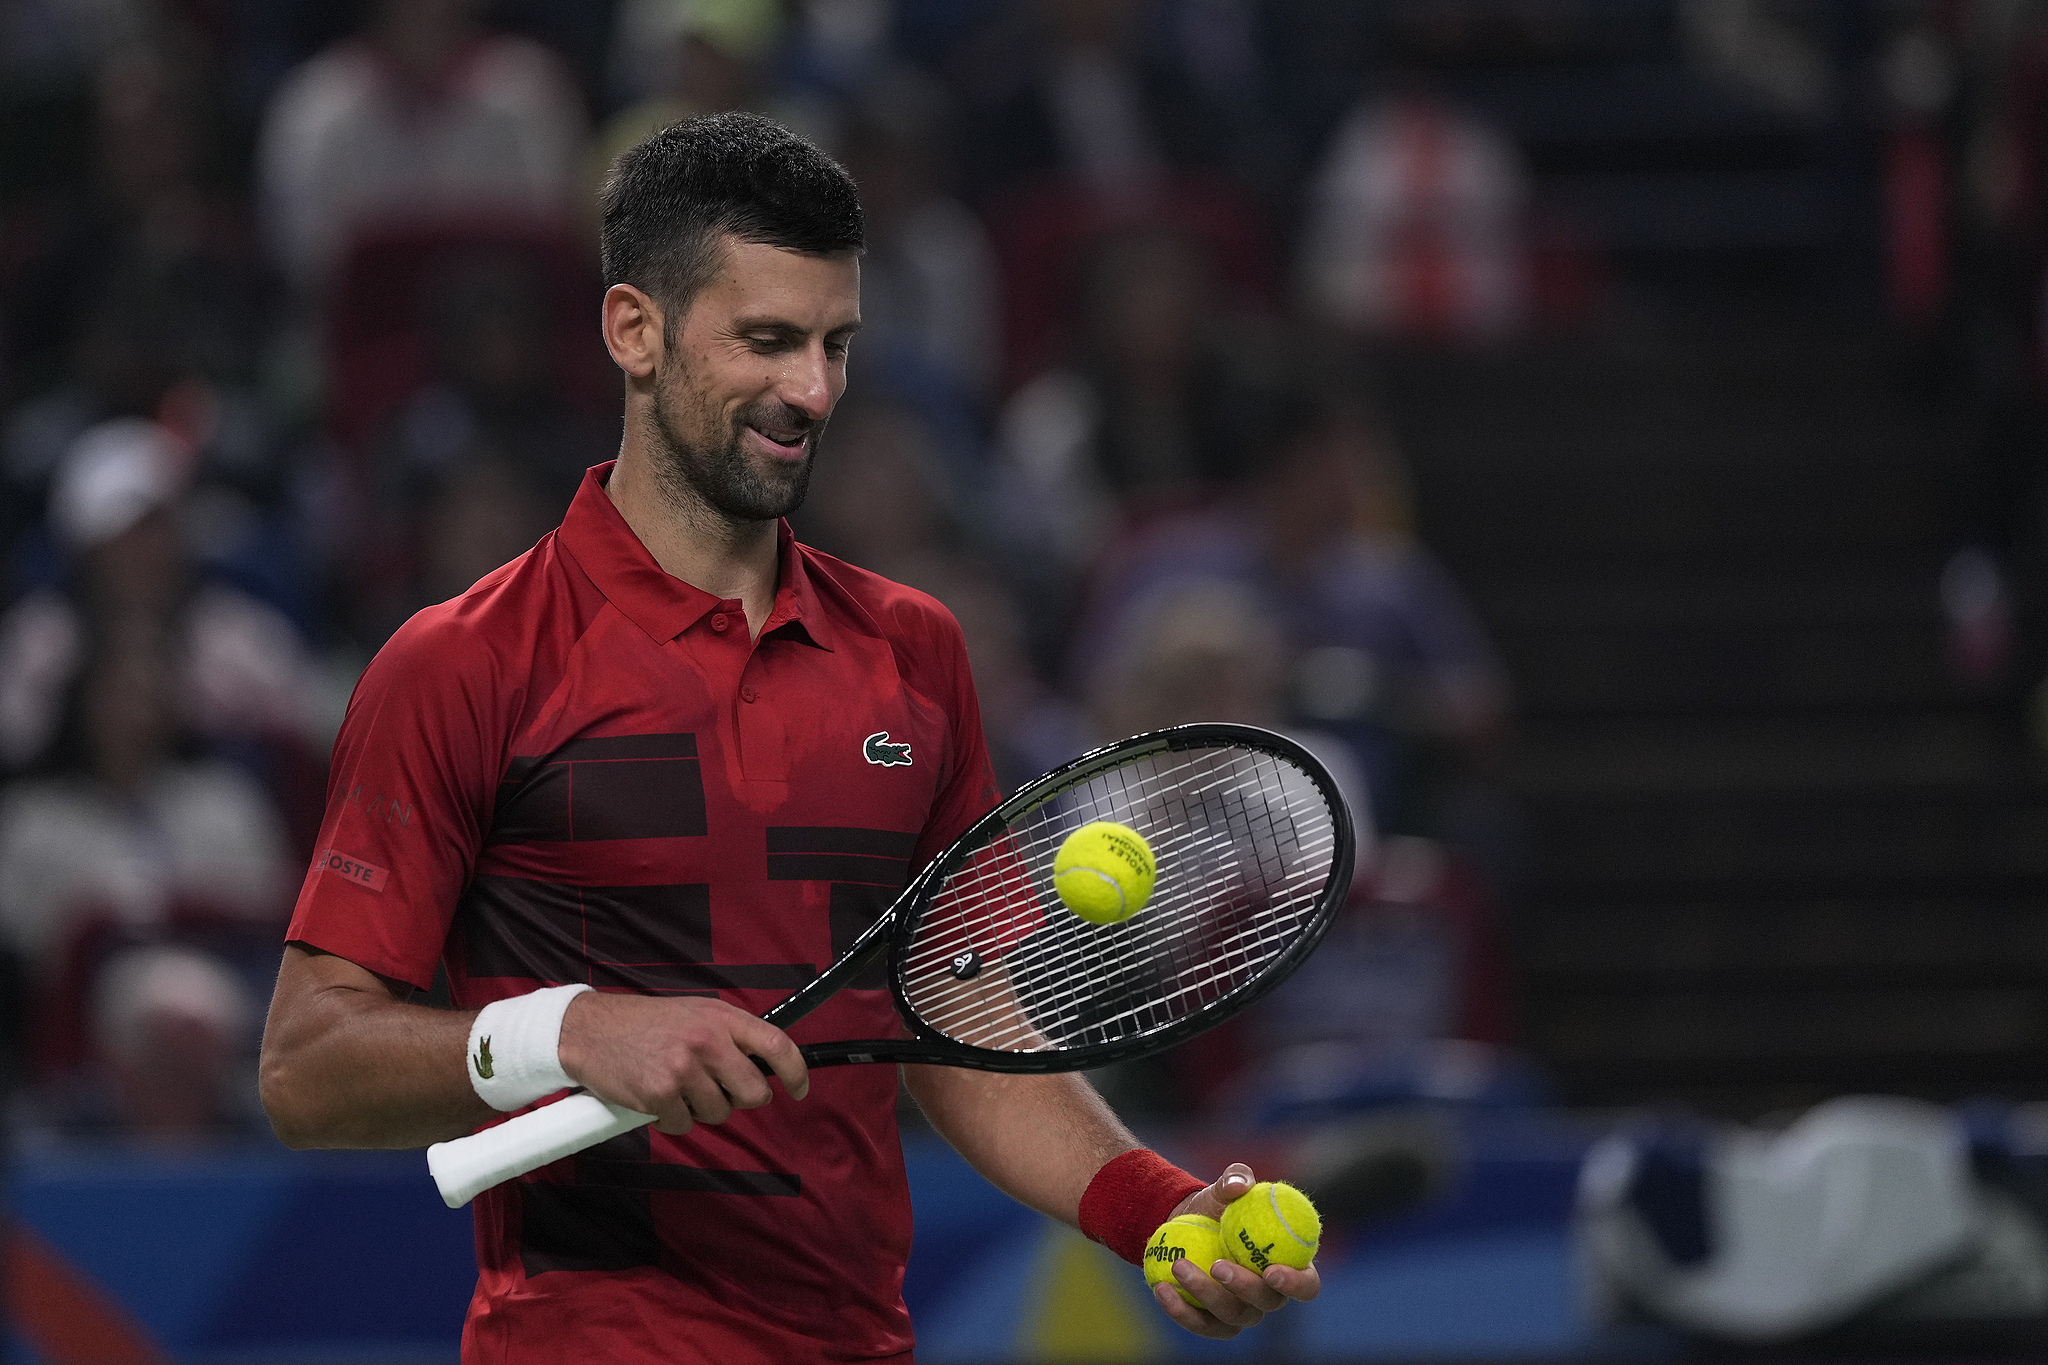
602, 283, 665, 379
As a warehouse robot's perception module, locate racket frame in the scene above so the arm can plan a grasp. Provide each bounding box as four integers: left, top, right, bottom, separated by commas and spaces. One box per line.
792, 722, 1354, 1071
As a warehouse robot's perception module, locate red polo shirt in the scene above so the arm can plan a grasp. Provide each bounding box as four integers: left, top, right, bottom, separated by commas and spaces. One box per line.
287, 462, 1002, 1364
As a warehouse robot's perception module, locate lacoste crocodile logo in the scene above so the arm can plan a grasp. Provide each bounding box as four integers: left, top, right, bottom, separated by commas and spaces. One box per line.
473, 1036, 494, 1080
863, 731, 912, 767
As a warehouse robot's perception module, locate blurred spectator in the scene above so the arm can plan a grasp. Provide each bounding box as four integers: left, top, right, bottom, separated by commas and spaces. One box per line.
0, 420, 328, 838
341, 245, 611, 642
1879, 15, 1960, 332
992, 227, 1274, 611
257, 0, 587, 290
951, 0, 1280, 389
594, 0, 784, 188
1297, 89, 1530, 343
795, 396, 969, 588
837, 66, 1002, 407
354, 452, 565, 648
3, 34, 277, 542
319, 219, 612, 455
957, 0, 1236, 209
1070, 392, 1508, 830
1070, 574, 1375, 1120
797, 397, 1080, 790
1079, 576, 1374, 850
1233, 836, 1519, 1115
77, 942, 262, 1141
0, 620, 291, 993
1679, 0, 1833, 118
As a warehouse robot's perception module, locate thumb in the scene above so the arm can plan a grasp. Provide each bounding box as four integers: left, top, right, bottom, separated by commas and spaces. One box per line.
1173, 1162, 1255, 1222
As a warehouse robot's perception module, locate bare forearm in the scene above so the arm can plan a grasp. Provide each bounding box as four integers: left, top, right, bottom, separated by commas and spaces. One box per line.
903, 1066, 1139, 1225
259, 946, 493, 1149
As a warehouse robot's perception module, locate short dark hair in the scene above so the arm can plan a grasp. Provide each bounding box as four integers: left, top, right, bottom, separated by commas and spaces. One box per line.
599, 112, 864, 323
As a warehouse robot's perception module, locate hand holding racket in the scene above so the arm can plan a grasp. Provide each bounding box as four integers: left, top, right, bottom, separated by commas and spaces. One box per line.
427, 723, 1354, 1207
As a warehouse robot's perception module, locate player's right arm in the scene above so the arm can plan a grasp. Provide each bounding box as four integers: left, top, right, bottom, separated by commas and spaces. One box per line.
251, 945, 802, 1146
260, 597, 807, 1151
259, 944, 810, 1150
260, 944, 491, 1149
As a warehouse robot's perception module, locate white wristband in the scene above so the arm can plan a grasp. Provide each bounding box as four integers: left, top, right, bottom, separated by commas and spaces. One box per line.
466, 984, 593, 1112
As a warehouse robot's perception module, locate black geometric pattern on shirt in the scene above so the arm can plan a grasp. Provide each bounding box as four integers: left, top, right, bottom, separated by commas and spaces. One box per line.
764, 826, 918, 885
491, 733, 707, 843
457, 875, 812, 991
519, 1184, 657, 1275
830, 883, 892, 991
575, 1123, 801, 1195
519, 1128, 802, 1272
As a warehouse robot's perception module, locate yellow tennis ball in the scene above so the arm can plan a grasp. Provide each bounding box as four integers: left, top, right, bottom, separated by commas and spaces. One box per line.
1052, 821, 1156, 924
1142, 1214, 1226, 1306
1220, 1181, 1321, 1274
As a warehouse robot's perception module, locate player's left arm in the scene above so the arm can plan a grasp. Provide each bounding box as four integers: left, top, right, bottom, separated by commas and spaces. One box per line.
901, 1066, 1320, 1339
900, 605, 1316, 1335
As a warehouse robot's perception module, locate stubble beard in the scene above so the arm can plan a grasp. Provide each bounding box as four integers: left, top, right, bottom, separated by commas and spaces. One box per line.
643, 365, 819, 528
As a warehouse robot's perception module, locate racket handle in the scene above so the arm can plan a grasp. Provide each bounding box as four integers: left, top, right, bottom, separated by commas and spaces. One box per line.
427, 1092, 654, 1208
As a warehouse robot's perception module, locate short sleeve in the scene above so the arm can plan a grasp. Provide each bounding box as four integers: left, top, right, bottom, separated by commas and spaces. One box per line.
285, 612, 508, 990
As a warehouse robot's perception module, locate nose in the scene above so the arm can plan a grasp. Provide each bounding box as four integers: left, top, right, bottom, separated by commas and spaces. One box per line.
778, 343, 841, 422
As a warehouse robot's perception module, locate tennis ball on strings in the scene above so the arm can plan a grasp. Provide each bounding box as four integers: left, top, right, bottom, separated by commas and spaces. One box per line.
1052, 821, 1155, 924
1143, 1214, 1227, 1306
1220, 1181, 1320, 1274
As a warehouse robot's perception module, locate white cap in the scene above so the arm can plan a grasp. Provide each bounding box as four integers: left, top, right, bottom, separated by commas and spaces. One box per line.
92, 943, 254, 1065
49, 418, 187, 550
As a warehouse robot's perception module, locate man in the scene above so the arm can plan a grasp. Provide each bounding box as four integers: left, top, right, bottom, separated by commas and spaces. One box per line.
259, 113, 1317, 1362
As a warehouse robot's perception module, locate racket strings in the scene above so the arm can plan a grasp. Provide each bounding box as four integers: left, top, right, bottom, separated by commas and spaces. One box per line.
915, 759, 1333, 1050
900, 744, 1341, 1055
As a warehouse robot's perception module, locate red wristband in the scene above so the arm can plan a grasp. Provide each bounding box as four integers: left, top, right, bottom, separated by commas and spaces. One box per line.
1078, 1148, 1207, 1266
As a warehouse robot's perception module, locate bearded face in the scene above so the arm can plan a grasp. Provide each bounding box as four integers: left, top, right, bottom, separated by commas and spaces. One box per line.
643, 360, 823, 524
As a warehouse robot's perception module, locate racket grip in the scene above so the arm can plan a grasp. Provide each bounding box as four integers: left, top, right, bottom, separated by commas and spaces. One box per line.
427, 1092, 654, 1208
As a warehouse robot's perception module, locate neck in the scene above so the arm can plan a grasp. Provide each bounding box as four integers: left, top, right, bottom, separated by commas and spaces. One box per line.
606, 444, 781, 638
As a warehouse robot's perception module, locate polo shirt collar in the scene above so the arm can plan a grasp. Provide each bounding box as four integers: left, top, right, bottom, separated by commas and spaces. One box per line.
558, 462, 833, 650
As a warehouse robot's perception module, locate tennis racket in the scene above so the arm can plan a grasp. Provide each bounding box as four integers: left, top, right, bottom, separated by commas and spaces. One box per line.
427, 722, 1354, 1207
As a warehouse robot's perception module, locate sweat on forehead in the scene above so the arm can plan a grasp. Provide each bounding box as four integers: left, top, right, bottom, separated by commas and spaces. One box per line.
599, 111, 864, 318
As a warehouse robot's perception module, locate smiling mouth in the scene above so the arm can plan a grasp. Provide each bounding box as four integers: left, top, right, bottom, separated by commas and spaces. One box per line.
749, 425, 810, 454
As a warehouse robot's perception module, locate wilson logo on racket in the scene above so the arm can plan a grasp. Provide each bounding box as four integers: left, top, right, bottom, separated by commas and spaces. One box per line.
863, 732, 913, 766
473, 1037, 494, 1080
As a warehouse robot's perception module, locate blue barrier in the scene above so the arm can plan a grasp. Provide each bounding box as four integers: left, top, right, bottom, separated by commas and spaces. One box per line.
6, 1118, 1609, 1363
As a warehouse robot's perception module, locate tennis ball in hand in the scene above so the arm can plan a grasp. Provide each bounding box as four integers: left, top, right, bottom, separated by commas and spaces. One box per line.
1143, 1214, 1226, 1306
1220, 1181, 1320, 1274
1053, 821, 1156, 924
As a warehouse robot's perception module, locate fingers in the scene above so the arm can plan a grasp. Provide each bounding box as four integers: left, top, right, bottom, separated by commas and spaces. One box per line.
1173, 1162, 1256, 1222
1151, 1254, 1307, 1339
561, 993, 807, 1126
650, 1093, 697, 1136
1150, 1258, 1266, 1339
1151, 1281, 1242, 1339
1153, 1160, 1322, 1341
731, 1015, 810, 1102
1207, 1257, 1288, 1312
1265, 1262, 1322, 1303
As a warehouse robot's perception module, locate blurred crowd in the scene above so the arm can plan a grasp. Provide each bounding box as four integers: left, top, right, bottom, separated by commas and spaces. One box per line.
0, 0, 1541, 1149
10, 0, 2048, 1151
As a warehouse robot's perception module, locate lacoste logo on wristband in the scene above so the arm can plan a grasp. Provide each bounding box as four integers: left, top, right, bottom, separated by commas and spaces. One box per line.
315, 848, 389, 891
473, 1037, 494, 1079
863, 731, 912, 766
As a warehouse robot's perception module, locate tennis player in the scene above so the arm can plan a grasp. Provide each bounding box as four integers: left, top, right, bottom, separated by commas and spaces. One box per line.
258, 112, 1318, 1361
